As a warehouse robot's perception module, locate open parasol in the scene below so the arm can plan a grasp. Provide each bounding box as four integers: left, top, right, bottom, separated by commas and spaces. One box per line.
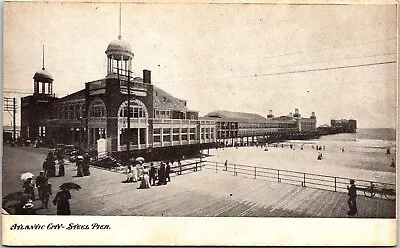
60, 182, 82, 191
135, 157, 145, 162
20, 172, 34, 180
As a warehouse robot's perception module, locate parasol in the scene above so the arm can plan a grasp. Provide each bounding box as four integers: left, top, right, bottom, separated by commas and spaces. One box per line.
20, 172, 34, 180
60, 182, 82, 191
135, 157, 145, 162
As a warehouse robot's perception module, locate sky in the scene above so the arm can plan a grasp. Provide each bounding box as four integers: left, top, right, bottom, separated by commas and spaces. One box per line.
3, 2, 398, 128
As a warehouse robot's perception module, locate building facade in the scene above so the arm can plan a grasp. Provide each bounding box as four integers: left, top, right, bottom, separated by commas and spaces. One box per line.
21, 35, 217, 158
204, 109, 317, 145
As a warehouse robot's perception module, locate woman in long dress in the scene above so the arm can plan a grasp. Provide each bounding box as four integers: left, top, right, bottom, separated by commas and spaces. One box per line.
139, 166, 151, 189
58, 159, 65, 177
53, 188, 71, 215
132, 165, 138, 182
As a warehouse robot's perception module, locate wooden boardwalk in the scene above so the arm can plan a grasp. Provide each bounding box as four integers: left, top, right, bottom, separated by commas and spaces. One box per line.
32, 161, 395, 218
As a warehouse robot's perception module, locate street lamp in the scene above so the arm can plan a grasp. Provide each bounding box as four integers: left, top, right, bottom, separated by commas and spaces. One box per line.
78, 116, 83, 151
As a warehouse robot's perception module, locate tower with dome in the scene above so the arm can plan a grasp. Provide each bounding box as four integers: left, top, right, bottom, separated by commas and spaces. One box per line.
20, 5, 216, 158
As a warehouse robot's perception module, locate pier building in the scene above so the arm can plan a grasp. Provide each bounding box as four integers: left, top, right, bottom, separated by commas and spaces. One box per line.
204, 109, 317, 145
21, 36, 216, 159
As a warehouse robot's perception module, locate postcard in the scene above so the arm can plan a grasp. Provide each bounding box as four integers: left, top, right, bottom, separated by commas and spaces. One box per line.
2, 0, 397, 246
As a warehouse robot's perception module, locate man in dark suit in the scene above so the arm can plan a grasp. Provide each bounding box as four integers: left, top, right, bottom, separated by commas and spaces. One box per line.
166, 162, 171, 183
149, 163, 157, 186
157, 162, 166, 185
347, 179, 357, 215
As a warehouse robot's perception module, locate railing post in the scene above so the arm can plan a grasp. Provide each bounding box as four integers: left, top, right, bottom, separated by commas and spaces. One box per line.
215, 162, 218, 173
179, 163, 182, 175
195, 161, 198, 171
277, 170, 280, 182
334, 177, 337, 192
234, 164, 236, 176
303, 173, 306, 187
254, 167, 257, 179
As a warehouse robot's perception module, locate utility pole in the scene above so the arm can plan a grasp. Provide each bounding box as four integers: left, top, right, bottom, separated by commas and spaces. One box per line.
3, 97, 17, 141
127, 69, 131, 155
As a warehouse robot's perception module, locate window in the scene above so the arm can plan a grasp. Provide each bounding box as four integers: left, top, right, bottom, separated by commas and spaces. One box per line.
153, 128, 161, 135
89, 99, 107, 118
163, 128, 171, 134
163, 135, 171, 142
173, 134, 180, 141
154, 136, 161, 143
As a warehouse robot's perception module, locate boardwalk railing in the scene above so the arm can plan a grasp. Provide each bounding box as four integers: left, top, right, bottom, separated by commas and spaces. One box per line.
170, 160, 202, 176
201, 160, 396, 196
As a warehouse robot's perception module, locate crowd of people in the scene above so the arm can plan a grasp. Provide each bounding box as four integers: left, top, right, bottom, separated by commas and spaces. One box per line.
17, 149, 90, 215
124, 160, 173, 189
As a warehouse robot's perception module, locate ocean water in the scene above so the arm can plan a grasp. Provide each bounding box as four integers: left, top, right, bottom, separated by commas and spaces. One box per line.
317, 128, 396, 153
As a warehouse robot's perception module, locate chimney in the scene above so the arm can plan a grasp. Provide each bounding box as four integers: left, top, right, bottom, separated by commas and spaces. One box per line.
267, 109, 274, 118
310, 111, 316, 119
294, 108, 300, 118
143, 70, 151, 84
289, 112, 293, 117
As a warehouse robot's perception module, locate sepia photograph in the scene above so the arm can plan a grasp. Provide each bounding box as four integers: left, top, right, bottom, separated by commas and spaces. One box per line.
2, 1, 397, 246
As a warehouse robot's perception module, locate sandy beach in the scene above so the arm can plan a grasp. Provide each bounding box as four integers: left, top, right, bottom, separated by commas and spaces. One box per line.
206, 142, 396, 184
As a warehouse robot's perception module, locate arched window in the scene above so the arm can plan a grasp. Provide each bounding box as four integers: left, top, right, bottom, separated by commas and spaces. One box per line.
118, 99, 147, 119
89, 99, 107, 118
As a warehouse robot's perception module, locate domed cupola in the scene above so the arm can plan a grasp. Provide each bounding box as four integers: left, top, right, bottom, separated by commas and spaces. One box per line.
34, 68, 53, 83
106, 37, 134, 60
105, 4, 133, 77
33, 45, 53, 95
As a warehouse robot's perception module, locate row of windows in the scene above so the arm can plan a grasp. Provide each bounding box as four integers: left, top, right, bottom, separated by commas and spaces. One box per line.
153, 134, 196, 143
154, 109, 171, 119
47, 104, 85, 120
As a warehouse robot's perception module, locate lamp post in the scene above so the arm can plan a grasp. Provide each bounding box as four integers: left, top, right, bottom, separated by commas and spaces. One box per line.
78, 116, 83, 151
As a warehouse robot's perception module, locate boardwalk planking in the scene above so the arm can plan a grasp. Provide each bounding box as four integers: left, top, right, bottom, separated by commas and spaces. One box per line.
3, 145, 395, 218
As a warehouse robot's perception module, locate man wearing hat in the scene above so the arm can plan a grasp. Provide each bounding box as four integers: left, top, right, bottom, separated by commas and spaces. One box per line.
76, 156, 84, 177
36, 171, 48, 207
347, 179, 357, 215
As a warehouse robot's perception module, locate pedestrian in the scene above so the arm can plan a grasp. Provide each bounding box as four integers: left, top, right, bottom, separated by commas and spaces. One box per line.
391, 159, 395, 168
157, 162, 166, 185
224, 160, 228, 171
76, 156, 84, 177
166, 162, 171, 182
36, 171, 48, 206
323, 146, 325, 151
138, 165, 151, 189
83, 153, 91, 176
124, 164, 133, 183
132, 164, 138, 182
58, 158, 65, 177
23, 178, 35, 200
42, 159, 49, 177
386, 148, 391, 154
137, 161, 144, 180
53, 188, 71, 215
346, 179, 357, 215
149, 163, 157, 186
41, 182, 52, 209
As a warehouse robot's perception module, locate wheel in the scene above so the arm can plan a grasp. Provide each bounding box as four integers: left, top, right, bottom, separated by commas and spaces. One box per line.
384, 189, 396, 200
364, 187, 375, 198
